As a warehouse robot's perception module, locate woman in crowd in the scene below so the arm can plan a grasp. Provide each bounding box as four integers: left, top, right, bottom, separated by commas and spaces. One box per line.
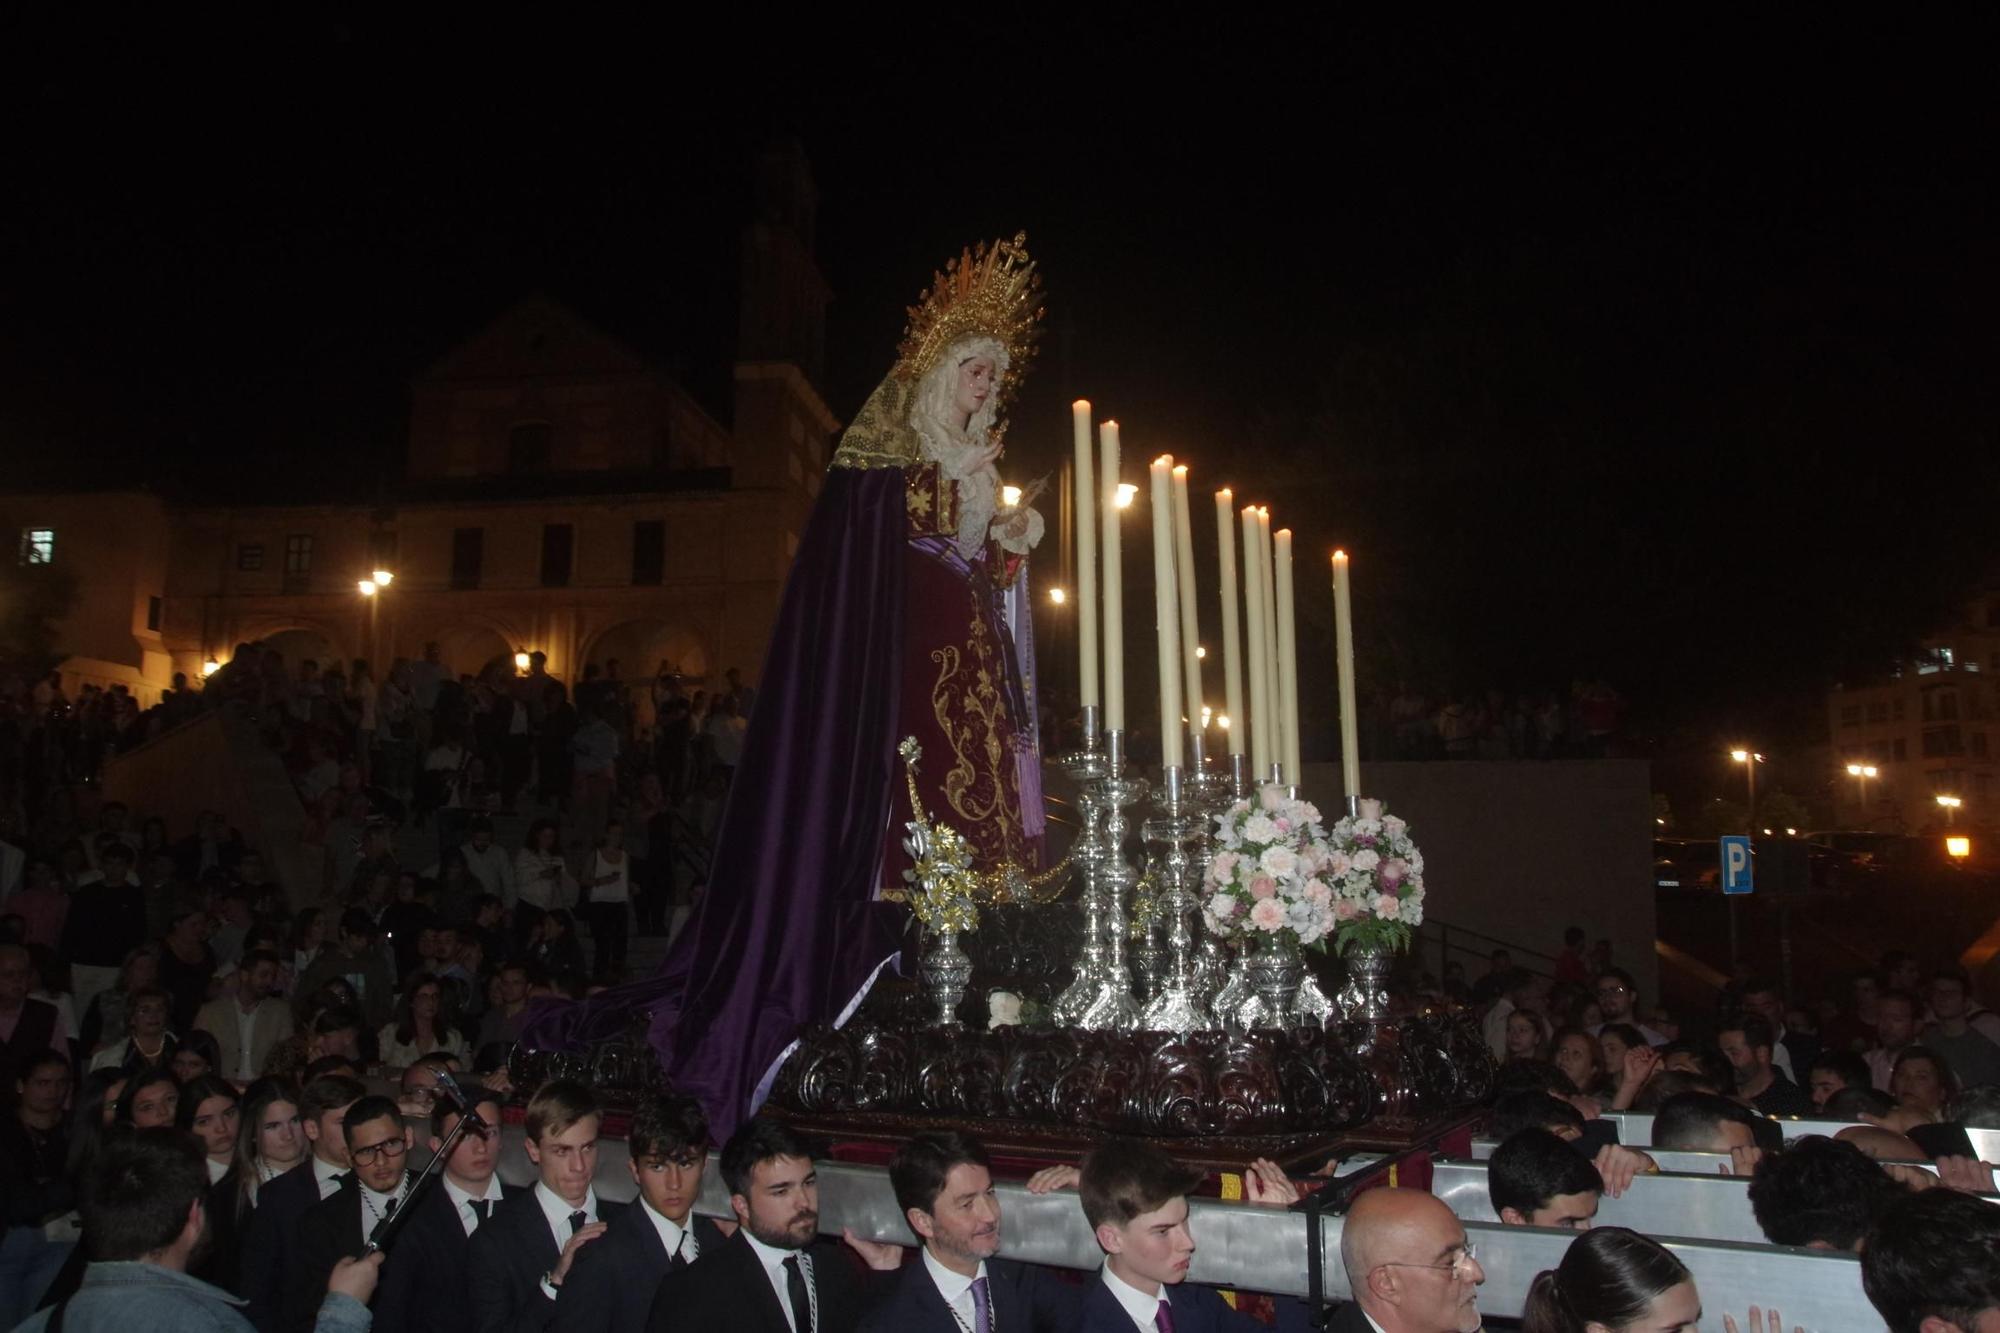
171, 1028, 222, 1083
580, 818, 632, 977
233, 1077, 304, 1204
1524, 1225, 1796, 1333
1551, 1026, 1606, 1097
115, 1067, 180, 1128
1504, 1007, 1551, 1063
513, 818, 572, 950
87, 984, 177, 1072
176, 1074, 242, 1185
378, 971, 469, 1066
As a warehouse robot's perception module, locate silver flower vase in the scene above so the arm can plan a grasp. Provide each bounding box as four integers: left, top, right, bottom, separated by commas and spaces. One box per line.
1242, 930, 1304, 1029
1337, 936, 1394, 1023
920, 927, 973, 1026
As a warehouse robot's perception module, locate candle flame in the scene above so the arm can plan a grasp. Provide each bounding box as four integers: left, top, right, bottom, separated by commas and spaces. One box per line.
1218, 486, 1232, 498
1172, 464, 1187, 478
1277, 528, 1292, 539
1154, 454, 1173, 467
1333, 549, 1348, 561
1072, 398, 1091, 411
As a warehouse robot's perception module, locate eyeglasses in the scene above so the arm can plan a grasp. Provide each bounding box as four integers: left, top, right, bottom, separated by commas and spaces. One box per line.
350, 1138, 410, 1166
1378, 1242, 1480, 1279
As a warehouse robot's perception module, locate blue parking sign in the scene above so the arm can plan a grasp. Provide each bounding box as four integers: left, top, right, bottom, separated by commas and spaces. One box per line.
1720, 835, 1754, 895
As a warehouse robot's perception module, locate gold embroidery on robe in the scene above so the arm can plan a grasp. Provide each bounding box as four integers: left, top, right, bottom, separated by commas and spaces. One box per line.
928, 583, 1029, 868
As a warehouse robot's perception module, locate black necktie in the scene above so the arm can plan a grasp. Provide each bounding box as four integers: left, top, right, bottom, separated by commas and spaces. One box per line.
383, 1197, 398, 1219
783, 1254, 812, 1333
670, 1231, 688, 1268
469, 1198, 492, 1224
568, 1209, 587, 1236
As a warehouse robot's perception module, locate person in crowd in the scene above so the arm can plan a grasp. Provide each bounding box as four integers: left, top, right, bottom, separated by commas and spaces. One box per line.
267, 1005, 366, 1083
288, 1094, 412, 1333
477, 963, 536, 1053
156, 906, 220, 1036
1501, 1007, 1550, 1065
1328, 1186, 1483, 1333
1596, 1024, 1662, 1110
66, 1070, 126, 1182
79, 944, 160, 1056
0, 1049, 75, 1325
1489, 1128, 1607, 1230
1718, 1014, 1815, 1116
0, 943, 68, 1088
1651, 1092, 1764, 1167
1890, 1044, 1958, 1121
556, 1093, 725, 1333
61, 842, 148, 1019
1550, 1027, 1604, 1097
1922, 968, 2000, 1090
296, 910, 396, 1031
195, 950, 293, 1083
239, 1073, 366, 1333
857, 1129, 1080, 1333
1805, 1050, 1874, 1111
576, 820, 631, 979
114, 1068, 180, 1131
12, 1127, 381, 1333
1588, 970, 1665, 1045
514, 821, 573, 954
468, 1079, 624, 1333
1867, 988, 1920, 1092
1073, 1138, 1302, 1332
1520, 1227, 1705, 1333
569, 706, 620, 848
1863, 1188, 2000, 1332
379, 972, 469, 1067
176, 1075, 242, 1185
646, 1117, 900, 1333
374, 1083, 513, 1333
531, 910, 588, 986
170, 1029, 221, 1083
210, 886, 257, 973
290, 909, 328, 982
234, 1077, 306, 1207
1489, 1090, 1587, 1145
6, 860, 69, 953
1745, 1134, 1903, 1252
1481, 969, 1539, 1061
89, 985, 177, 1073
458, 818, 516, 912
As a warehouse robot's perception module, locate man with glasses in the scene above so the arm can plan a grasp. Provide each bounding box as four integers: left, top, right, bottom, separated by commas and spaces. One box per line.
557, 1093, 726, 1333
1588, 969, 1666, 1045
288, 1095, 411, 1333
1332, 1188, 1485, 1333
375, 1084, 515, 1333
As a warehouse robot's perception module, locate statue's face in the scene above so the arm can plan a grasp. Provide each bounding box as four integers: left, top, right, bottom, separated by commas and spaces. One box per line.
954, 355, 997, 419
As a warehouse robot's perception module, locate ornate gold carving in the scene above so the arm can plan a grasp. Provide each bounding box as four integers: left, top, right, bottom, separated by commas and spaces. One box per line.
896, 232, 1043, 414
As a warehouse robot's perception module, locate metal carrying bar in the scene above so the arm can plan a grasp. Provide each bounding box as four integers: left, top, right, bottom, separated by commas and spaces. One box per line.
1468, 1138, 1945, 1176
1433, 1159, 1767, 1245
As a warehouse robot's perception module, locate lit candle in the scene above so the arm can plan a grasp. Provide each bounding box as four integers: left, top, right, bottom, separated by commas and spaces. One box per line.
1072, 401, 1099, 710
1257, 508, 1281, 778
1241, 503, 1269, 778
1100, 421, 1125, 731
1275, 527, 1301, 785
1170, 465, 1202, 750
1150, 456, 1184, 769
1215, 489, 1245, 758
1333, 549, 1359, 801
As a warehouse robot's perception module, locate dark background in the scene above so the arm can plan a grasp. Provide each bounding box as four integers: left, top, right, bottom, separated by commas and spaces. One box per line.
2, 16, 1994, 811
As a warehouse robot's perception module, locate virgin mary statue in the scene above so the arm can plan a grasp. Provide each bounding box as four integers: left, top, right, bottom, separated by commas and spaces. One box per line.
522, 233, 1049, 1134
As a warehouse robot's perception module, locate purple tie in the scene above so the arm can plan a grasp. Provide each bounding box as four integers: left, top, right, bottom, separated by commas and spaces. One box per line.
970, 1275, 991, 1333
1154, 1298, 1174, 1333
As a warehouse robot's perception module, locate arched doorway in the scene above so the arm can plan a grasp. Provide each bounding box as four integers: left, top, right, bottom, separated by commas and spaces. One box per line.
583, 620, 711, 732
257, 628, 340, 673
432, 625, 514, 681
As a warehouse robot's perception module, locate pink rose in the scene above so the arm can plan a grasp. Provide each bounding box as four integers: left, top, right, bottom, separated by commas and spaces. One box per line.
1333, 898, 1362, 921
1249, 898, 1286, 931
1249, 875, 1278, 900
1210, 851, 1238, 880
1380, 857, 1408, 888
1375, 893, 1402, 919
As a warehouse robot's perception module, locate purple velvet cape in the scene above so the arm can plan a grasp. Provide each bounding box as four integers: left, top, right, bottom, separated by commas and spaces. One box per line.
519, 466, 910, 1137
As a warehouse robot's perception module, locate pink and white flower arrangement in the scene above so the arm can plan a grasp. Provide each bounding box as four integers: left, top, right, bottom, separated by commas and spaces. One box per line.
1202, 790, 1427, 954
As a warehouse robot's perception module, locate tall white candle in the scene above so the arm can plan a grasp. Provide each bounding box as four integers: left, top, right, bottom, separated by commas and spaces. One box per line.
1100, 421, 1125, 731
1257, 508, 1281, 778
1072, 401, 1099, 710
1242, 503, 1269, 778
1170, 465, 1202, 748
1333, 550, 1359, 801
1215, 489, 1245, 757
1275, 527, 1301, 785
1149, 456, 1184, 769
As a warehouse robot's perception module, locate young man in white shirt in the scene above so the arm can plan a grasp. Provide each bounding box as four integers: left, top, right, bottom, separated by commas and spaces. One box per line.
373, 1084, 515, 1333
466, 1080, 621, 1333
238, 1073, 365, 1332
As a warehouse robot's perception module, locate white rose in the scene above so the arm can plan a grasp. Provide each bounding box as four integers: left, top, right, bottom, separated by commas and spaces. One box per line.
1351, 848, 1381, 873
1242, 814, 1280, 844
1208, 892, 1240, 919
1260, 845, 1299, 879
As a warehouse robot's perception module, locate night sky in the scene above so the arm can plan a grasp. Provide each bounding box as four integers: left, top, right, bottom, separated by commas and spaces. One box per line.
4, 17, 1995, 800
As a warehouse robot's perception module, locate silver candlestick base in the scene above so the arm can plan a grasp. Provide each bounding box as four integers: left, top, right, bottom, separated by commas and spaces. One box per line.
1048, 707, 1112, 1026
1229, 753, 1251, 801
1182, 729, 1228, 815
1137, 766, 1212, 1034
1073, 727, 1145, 1030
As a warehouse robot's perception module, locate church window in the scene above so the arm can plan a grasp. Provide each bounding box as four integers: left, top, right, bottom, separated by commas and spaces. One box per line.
17, 528, 52, 565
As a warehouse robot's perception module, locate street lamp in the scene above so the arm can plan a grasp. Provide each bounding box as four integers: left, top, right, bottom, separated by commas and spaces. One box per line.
357, 580, 377, 596
201, 657, 220, 678
513, 650, 531, 674
1937, 794, 1963, 827
1048, 586, 1067, 605
1730, 749, 1764, 836
371, 568, 394, 587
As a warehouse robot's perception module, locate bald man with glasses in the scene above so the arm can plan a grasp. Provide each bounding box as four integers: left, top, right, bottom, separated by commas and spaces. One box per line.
1332, 1189, 1486, 1333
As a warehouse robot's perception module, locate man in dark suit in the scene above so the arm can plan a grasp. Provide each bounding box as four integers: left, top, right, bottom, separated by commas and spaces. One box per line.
1327, 1187, 1488, 1333
1074, 1140, 1310, 1333
287, 1094, 412, 1333
555, 1093, 729, 1333
466, 1080, 623, 1333
374, 1085, 516, 1333
645, 1119, 900, 1333
239, 1073, 367, 1333
858, 1130, 1079, 1333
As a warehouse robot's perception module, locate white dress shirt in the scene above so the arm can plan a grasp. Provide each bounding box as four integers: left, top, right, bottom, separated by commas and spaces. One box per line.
313, 1152, 348, 1201
742, 1228, 815, 1333
1100, 1263, 1168, 1333
444, 1174, 506, 1238
533, 1182, 600, 1298
923, 1247, 987, 1331
637, 1197, 698, 1265
358, 1177, 407, 1232
207, 1157, 230, 1185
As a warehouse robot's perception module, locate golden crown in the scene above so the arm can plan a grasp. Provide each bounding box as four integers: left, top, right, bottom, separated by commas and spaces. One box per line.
895, 231, 1044, 410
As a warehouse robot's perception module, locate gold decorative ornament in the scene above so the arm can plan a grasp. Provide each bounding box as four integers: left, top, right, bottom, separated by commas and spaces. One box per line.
895, 231, 1044, 410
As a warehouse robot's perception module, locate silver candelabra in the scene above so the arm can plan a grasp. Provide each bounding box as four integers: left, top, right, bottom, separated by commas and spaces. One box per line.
1137, 766, 1211, 1033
